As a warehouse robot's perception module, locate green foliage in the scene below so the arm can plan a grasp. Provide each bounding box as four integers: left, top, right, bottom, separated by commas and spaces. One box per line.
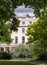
26, 16, 47, 60
0, 0, 14, 21
37, 53, 47, 60
0, 0, 20, 43
27, 17, 47, 42
0, 51, 12, 59
11, 0, 47, 17
11, 44, 32, 58
10, 17, 20, 31
0, 0, 20, 31
0, 22, 12, 43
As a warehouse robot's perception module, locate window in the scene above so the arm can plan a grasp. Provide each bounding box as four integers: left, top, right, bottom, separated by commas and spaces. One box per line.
22, 36, 25, 43
22, 22, 25, 25
22, 28, 25, 33
15, 36, 18, 44
29, 21, 32, 24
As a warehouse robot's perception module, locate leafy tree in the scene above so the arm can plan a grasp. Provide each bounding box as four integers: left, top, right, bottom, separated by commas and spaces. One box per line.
0, 22, 12, 43
11, 0, 47, 17
0, 0, 20, 31
26, 16, 47, 60
0, 0, 20, 43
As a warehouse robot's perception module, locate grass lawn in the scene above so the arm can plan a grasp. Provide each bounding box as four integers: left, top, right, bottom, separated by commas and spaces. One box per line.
0, 61, 47, 65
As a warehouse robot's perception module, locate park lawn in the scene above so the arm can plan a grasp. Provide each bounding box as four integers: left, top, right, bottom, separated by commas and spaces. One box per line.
0, 61, 47, 65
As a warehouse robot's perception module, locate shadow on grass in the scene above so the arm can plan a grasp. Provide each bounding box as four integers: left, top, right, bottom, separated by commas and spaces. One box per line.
0, 61, 37, 65
0, 60, 47, 65
29, 60, 47, 65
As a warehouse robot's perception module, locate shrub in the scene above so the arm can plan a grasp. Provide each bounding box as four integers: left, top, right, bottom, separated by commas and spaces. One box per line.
11, 44, 32, 58
0, 51, 12, 59
18, 53, 26, 58
37, 53, 47, 60
31, 41, 47, 60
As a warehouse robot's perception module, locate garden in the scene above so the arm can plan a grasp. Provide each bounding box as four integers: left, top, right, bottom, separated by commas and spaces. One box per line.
0, 44, 47, 65
0, 0, 47, 65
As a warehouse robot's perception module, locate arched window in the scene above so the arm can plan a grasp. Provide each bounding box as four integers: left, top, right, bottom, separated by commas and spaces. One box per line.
15, 36, 18, 44
22, 36, 25, 43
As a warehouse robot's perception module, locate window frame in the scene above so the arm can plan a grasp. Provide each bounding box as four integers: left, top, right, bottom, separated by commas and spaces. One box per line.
15, 36, 18, 44
22, 28, 25, 33
22, 36, 25, 43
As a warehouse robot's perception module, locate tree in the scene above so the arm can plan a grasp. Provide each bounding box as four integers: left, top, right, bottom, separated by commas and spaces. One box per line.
0, 22, 12, 43
24, 0, 47, 60
0, 0, 20, 43
26, 16, 47, 60
11, 0, 47, 17
0, 0, 20, 31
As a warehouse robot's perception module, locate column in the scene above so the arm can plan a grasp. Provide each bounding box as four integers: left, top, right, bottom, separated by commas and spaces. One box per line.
4, 47, 6, 51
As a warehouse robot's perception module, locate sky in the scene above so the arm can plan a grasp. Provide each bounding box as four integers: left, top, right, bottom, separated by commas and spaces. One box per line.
15, 5, 34, 17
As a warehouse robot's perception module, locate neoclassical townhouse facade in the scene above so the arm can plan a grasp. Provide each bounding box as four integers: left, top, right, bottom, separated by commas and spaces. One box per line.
0, 16, 38, 51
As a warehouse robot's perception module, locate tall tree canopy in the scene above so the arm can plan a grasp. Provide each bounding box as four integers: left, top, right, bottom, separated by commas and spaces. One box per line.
25, 0, 47, 60
0, 0, 19, 43
26, 16, 47, 60
26, 16, 47, 44
11, 0, 47, 17
0, 0, 19, 31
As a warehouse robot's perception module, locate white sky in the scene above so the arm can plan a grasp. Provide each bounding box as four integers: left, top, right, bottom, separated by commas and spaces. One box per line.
15, 5, 34, 17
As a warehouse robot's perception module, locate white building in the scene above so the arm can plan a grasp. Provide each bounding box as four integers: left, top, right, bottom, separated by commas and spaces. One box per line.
0, 16, 38, 51
11, 16, 38, 45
